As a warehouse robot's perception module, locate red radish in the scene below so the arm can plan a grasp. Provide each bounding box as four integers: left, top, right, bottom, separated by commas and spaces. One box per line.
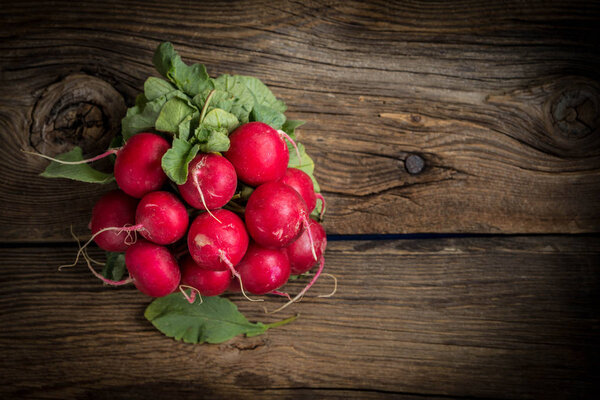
187, 209, 248, 271
224, 122, 289, 186
71, 190, 188, 280
278, 168, 317, 213
178, 153, 237, 211
286, 219, 327, 274
135, 191, 189, 245
114, 132, 170, 198
125, 240, 181, 297
90, 190, 138, 252
27, 132, 169, 199
181, 256, 231, 297
236, 243, 291, 295
245, 181, 315, 252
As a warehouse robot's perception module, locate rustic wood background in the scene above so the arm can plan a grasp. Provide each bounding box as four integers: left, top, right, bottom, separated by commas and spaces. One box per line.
1, 0, 599, 399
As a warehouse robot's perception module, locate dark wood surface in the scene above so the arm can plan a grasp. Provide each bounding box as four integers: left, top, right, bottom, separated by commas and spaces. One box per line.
1, 1, 599, 399
2, 237, 599, 399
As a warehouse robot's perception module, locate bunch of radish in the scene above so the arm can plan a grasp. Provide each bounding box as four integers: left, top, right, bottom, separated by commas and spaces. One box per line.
34, 42, 331, 340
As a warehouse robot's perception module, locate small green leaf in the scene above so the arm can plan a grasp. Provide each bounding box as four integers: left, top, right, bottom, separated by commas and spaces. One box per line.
155, 97, 196, 134
178, 111, 199, 141
213, 75, 256, 123
281, 119, 305, 139
101, 252, 127, 281
144, 77, 176, 101
250, 104, 286, 130
161, 138, 200, 184
237, 75, 286, 113
40, 147, 114, 184
202, 108, 239, 133
199, 128, 230, 153
153, 42, 214, 97
145, 293, 297, 344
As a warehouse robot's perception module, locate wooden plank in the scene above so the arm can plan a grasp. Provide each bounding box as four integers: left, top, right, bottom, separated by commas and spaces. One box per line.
1, 237, 598, 399
1, 1, 600, 241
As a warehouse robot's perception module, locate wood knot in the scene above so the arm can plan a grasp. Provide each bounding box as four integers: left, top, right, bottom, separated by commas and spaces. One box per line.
29, 73, 125, 156
550, 85, 599, 140
405, 153, 425, 175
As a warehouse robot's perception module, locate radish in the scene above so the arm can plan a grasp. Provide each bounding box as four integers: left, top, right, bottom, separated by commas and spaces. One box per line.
278, 168, 317, 213
245, 181, 316, 256
125, 239, 181, 297
177, 153, 237, 211
187, 209, 248, 271
135, 191, 189, 245
26, 132, 169, 198
224, 122, 290, 186
67, 190, 188, 282
236, 243, 291, 295
114, 132, 170, 198
90, 189, 138, 252
286, 219, 327, 274
181, 256, 231, 297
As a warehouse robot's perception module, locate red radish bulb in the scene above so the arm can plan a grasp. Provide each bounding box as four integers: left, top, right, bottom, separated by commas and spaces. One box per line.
178, 153, 237, 210
224, 122, 289, 186
136, 191, 189, 245
286, 219, 327, 274
181, 256, 231, 297
278, 168, 317, 213
236, 243, 291, 295
125, 240, 181, 297
114, 133, 170, 198
245, 181, 308, 248
187, 209, 249, 271
90, 190, 138, 252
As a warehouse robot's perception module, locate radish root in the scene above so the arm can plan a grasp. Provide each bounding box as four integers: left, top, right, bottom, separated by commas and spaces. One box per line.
60, 224, 143, 271
277, 130, 301, 161
23, 148, 119, 165
315, 193, 326, 220
64, 226, 133, 285
270, 290, 292, 301
302, 215, 318, 261
267, 257, 325, 314
179, 285, 203, 304
192, 162, 221, 223
219, 251, 263, 302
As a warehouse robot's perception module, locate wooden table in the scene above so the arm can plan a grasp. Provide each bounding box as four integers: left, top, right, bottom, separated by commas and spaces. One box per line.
1, 1, 599, 398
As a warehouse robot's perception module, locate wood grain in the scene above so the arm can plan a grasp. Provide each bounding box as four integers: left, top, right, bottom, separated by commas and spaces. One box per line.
1, 0, 600, 240
1, 237, 598, 399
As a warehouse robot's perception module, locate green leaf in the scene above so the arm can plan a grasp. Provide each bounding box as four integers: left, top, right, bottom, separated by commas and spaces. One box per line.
250, 104, 286, 129
288, 142, 320, 192
145, 293, 297, 344
122, 90, 192, 141
236, 75, 286, 113
101, 252, 127, 281
155, 97, 196, 134
178, 111, 199, 141
153, 42, 214, 97
144, 77, 176, 101
281, 119, 305, 139
161, 138, 200, 185
213, 76, 254, 123
202, 108, 239, 133
40, 147, 114, 184
199, 128, 230, 153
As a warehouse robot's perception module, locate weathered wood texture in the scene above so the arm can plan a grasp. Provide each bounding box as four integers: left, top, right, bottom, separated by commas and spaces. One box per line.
1, 0, 600, 240
1, 237, 598, 399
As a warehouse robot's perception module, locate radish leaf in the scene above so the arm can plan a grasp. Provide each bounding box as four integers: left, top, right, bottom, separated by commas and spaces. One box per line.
145, 293, 297, 344
101, 252, 126, 281
40, 147, 114, 184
